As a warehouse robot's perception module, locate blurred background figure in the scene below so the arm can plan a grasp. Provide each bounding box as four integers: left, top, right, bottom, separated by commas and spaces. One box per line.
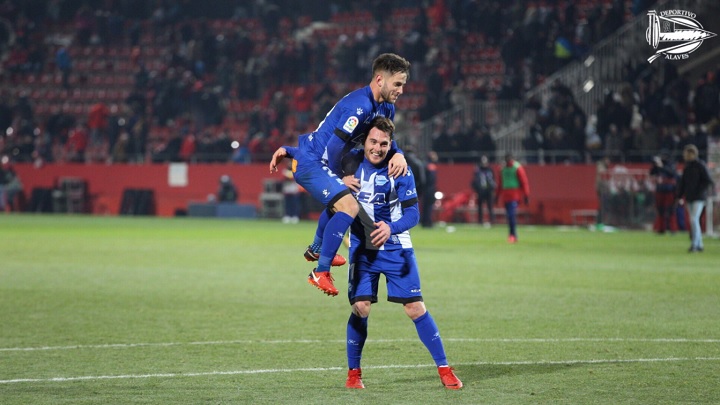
595, 156, 611, 229
496, 152, 530, 243
54, 46, 72, 89
216, 174, 238, 203
676, 144, 714, 253
471, 155, 496, 226
282, 162, 301, 224
0, 155, 23, 212
421, 151, 438, 228
649, 152, 678, 234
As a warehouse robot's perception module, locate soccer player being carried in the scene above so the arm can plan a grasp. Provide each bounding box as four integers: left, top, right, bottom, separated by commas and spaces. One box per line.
269, 54, 410, 297
340, 116, 462, 390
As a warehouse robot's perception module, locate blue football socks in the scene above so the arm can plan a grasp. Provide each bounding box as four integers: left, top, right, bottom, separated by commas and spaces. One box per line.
346, 313, 368, 370
413, 312, 448, 367
317, 211, 353, 272
311, 209, 332, 252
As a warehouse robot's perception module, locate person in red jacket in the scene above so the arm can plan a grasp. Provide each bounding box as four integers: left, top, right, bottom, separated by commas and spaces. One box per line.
495, 152, 530, 243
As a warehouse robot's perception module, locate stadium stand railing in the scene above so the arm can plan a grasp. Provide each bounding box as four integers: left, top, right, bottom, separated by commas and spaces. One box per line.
400, 0, 718, 163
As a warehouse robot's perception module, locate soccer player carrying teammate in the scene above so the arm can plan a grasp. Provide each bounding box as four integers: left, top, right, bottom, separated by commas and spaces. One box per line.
269, 54, 411, 296
341, 117, 462, 390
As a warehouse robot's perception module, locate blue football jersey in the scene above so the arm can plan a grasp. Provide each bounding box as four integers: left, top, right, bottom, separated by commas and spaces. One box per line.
297, 86, 395, 174
348, 153, 418, 251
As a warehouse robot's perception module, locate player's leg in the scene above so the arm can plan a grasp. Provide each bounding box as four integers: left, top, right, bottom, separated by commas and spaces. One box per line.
303, 208, 347, 266
345, 300, 370, 389
688, 200, 705, 251
488, 192, 495, 223
506, 200, 518, 243
293, 159, 356, 295
315, 193, 357, 271
306, 208, 329, 256
387, 249, 462, 389
346, 256, 378, 389
476, 193, 484, 224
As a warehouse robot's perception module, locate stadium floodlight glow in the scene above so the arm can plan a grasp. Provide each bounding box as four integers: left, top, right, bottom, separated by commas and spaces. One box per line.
583, 79, 595, 93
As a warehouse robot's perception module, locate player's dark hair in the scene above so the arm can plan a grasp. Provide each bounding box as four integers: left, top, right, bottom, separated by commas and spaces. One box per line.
370, 116, 395, 140
359, 116, 395, 145
372, 53, 411, 77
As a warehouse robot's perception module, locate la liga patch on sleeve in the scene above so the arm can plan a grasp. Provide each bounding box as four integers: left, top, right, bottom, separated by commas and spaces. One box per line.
342, 116, 359, 133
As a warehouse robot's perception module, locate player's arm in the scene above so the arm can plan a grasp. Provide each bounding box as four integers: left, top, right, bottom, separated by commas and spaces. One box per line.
341, 150, 363, 193
370, 169, 419, 246
385, 106, 407, 178
387, 140, 407, 178
494, 170, 503, 205
269, 146, 298, 173
370, 200, 419, 247
517, 165, 530, 204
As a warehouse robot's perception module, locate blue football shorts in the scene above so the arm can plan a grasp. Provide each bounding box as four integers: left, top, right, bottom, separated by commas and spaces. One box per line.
347, 248, 423, 304
292, 156, 350, 207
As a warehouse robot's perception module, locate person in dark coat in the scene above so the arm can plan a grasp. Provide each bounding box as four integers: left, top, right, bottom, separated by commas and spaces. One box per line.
676, 144, 715, 252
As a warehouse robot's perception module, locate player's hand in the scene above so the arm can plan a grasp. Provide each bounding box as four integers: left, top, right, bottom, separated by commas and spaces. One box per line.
388, 153, 408, 178
343, 175, 360, 193
269, 147, 287, 173
370, 221, 391, 247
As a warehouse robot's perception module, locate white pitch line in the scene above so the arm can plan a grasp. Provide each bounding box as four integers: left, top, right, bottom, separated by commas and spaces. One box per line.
2, 337, 719, 353
2, 357, 720, 384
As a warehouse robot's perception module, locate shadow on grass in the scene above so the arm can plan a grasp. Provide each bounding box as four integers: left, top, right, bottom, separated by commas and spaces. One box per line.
459, 362, 580, 385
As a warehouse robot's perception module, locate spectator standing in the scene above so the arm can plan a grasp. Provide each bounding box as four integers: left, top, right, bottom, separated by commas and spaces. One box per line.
87, 102, 109, 145
403, 147, 427, 201
110, 131, 130, 163
54, 46, 72, 89
282, 162, 301, 224
471, 155, 496, 226
216, 175, 238, 203
649, 153, 678, 234
0, 155, 23, 212
496, 152, 530, 243
595, 156, 611, 228
676, 144, 714, 253
421, 151, 438, 228
66, 122, 89, 162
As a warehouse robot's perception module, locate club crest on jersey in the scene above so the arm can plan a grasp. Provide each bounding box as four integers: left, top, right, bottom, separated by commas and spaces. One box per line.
343, 116, 359, 132
374, 175, 388, 186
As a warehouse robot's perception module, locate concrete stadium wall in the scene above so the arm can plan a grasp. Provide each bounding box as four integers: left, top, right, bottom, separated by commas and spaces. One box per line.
13, 163, 600, 224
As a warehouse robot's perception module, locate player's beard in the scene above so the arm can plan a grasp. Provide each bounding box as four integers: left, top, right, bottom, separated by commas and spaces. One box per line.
381, 86, 398, 104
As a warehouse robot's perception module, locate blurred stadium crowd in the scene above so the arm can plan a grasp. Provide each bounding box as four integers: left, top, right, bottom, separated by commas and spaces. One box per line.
0, 0, 717, 165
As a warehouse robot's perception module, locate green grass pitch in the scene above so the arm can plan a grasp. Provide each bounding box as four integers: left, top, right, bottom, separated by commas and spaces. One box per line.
1, 214, 719, 404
